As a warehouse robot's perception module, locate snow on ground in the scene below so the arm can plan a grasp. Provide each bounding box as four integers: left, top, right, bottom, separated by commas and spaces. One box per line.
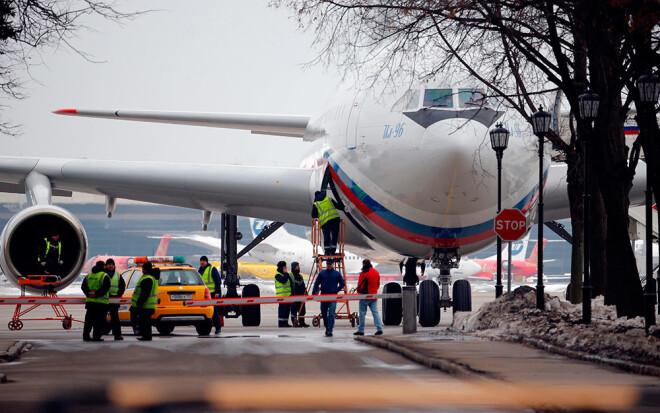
453, 285, 660, 368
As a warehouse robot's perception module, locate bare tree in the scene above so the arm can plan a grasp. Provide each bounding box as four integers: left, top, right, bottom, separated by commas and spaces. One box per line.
0, 0, 141, 134
275, 0, 660, 316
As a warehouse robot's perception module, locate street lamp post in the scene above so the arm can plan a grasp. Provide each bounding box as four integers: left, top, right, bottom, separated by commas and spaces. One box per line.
578, 89, 600, 325
531, 107, 551, 310
637, 72, 660, 326
490, 123, 510, 298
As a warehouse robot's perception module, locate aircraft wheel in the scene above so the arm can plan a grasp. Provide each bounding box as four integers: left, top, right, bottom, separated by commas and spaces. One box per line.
241, 284, 261, 327
418, 280, 440, 327
382, 282, 402, 326
452, 280, 472, 312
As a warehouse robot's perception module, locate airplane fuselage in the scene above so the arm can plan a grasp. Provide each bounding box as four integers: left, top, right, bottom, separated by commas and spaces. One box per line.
301, 86, 548, 263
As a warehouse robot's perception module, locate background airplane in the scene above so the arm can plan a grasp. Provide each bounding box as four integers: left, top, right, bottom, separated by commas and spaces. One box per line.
82, 234, 172, 274
168, 218, 367, 277
470, 238, 547, 281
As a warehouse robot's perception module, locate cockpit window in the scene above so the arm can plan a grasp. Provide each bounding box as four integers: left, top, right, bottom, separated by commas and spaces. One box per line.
458, 89, 486, 108
391, 89, 421, 112
423, 89, 453, 108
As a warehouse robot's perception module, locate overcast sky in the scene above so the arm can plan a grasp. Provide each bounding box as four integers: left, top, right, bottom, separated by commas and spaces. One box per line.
1, 1, 343, 167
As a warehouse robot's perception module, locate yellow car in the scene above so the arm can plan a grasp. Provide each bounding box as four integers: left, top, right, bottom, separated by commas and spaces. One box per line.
114, 256, 215, 336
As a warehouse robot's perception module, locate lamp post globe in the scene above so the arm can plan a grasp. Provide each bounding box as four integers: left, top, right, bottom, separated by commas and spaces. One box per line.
490, 123, 510, 298
578, 89, 600, 324
637, 72, 659, 328
531, 106, 551, 310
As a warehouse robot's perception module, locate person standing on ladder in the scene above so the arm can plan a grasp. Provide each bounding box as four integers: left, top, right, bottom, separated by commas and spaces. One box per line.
312, 191, 341, 256
199, 256, 222, 334
38, 230, 63, 275
105, 259, 126, 340
274, 261, 295, 327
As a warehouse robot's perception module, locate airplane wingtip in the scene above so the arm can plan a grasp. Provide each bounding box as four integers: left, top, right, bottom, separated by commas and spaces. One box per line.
53, 108, 78, 115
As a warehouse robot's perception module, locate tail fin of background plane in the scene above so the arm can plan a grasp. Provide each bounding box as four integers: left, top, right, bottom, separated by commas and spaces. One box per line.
155, 234, 172, 256
528, 238, 547, 264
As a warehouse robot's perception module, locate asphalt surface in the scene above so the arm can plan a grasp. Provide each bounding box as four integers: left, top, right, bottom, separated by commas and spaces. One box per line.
2, 292, 659, 412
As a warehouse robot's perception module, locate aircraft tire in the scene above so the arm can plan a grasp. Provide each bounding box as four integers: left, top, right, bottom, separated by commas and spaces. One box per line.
418, 280, 440, 327
241, 284, 261, 327
452, 280, 472, 312
382, 282, 402, 326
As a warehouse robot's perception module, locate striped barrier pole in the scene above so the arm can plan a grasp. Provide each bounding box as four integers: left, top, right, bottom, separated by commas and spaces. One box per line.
183, 293, 402, 307
0, 297, 133, 305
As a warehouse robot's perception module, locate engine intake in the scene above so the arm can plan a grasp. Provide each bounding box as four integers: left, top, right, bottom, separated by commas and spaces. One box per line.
0, 204, 87, 294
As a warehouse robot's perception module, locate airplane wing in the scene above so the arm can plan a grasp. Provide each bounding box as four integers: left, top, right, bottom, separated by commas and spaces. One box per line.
53, 109, 310, 138
0, 156, 317, 226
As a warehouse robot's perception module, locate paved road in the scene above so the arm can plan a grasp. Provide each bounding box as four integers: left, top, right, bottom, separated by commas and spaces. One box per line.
4, 292, 656, 412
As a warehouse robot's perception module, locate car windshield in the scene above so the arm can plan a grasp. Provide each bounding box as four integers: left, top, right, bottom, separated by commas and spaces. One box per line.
158, 269, 204, 286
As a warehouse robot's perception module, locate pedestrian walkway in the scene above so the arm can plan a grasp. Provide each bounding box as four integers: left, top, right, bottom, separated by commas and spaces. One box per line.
357, 333, 660, 384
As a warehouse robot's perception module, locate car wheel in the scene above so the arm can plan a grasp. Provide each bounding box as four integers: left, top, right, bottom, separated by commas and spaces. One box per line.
241, 284, 261, 327
195, 319, 213, 336
382, 282, 402, 326
156, 323, 175, 335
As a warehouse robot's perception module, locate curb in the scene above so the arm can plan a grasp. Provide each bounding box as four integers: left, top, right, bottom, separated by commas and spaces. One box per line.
355, 335, 494, 380
0, 341, 30, 363
511, 335, 660, 377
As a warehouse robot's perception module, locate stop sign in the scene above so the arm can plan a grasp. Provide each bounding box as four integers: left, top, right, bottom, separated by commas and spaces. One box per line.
494, 209, 527, 241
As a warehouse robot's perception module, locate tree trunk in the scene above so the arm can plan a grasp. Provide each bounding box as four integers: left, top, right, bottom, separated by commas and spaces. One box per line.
566, 150, 583, 303
590, 185, 607, 297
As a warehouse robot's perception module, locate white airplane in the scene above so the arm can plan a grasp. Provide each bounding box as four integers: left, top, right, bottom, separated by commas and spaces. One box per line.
168, 218, 367, 274
0, 81, 647, 323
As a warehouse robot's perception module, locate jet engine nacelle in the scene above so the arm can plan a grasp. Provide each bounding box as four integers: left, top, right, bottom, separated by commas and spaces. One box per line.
0, 204, 88, 294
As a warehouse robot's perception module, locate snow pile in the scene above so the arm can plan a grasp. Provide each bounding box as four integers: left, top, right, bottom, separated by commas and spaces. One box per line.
453, 285, 660, 367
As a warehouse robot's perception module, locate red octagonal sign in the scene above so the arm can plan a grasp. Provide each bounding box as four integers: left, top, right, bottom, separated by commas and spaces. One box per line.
494, 208, 527, 241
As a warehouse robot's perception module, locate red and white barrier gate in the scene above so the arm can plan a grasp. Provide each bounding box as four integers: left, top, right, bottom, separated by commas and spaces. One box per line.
183, 293, 402, 307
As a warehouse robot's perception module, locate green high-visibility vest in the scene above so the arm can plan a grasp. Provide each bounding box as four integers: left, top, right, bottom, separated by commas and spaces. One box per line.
131, 275, 158, 309
85, 271, 109, 305
38, 238, 61, 262
274, 271, 295, 297
200, 265, 216, 293
109, 271, 121, 297
314, 197, 340, 226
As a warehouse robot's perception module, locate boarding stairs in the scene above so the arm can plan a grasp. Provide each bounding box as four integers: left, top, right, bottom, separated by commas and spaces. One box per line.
302, 218, 358, 327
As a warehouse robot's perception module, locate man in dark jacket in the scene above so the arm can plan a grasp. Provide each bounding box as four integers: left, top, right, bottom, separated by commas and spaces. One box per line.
274, 261, 295, 327
312, 259, 345, 337
199, 256, 222, 334
311, 191, 341, 256
354, 259, 383, 336
81, 261, 110, 342
130, 263, 159, 341
289, 261, 309, 327
105, 258, 126, 340
38, 231, 63, 275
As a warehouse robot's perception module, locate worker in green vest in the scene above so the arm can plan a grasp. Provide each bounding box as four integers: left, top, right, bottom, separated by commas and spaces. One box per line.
274, 260, 295, 327
81, 260, 110, 341
38, 230, 63, 275
312, 191, 341, 256
199, 256, 222, 334
130, 263, 159, 341
105, 258, 126, 341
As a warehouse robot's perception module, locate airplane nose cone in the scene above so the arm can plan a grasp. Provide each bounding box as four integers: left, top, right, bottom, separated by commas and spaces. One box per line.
415, 120, 492, 216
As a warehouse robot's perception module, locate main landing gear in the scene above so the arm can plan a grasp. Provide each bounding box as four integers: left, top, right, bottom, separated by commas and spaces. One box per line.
382, 248, 472, 328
